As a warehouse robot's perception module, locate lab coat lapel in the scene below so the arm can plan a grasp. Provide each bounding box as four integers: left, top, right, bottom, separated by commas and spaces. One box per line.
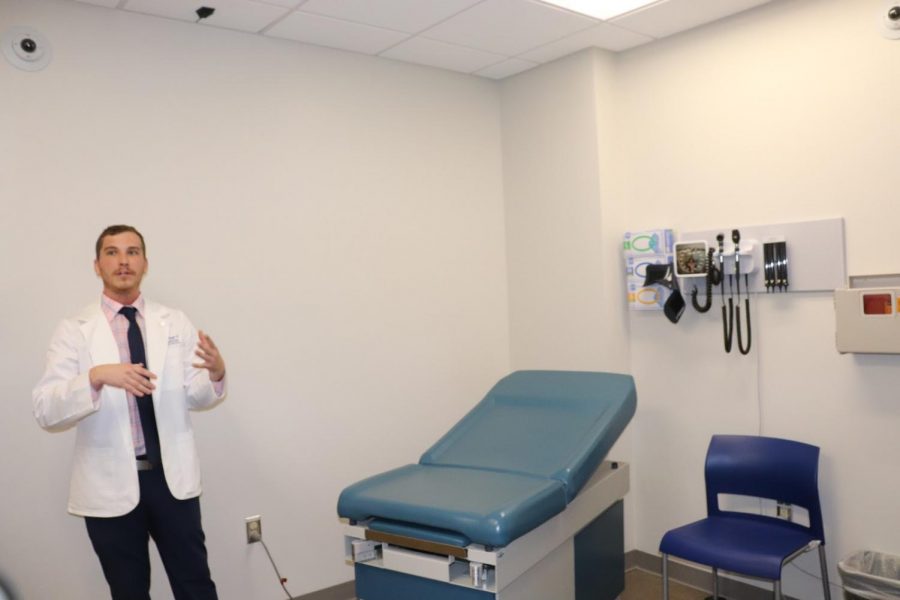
144, 301, 170, 389
79, 303, 119, 368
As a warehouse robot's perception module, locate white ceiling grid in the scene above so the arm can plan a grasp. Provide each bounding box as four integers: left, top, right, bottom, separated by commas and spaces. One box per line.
69, 0, 774, 79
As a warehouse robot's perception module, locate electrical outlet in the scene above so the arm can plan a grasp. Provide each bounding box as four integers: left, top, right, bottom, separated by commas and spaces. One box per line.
245, 515, 262, 544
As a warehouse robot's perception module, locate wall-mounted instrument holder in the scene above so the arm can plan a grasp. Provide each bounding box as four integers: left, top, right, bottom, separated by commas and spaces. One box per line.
625, 219, 846, 356
672, 218, 846, 356
679, 218, 845, 294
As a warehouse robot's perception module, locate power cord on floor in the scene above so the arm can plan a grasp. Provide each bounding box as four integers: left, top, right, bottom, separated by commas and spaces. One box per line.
260, 538, 294, 599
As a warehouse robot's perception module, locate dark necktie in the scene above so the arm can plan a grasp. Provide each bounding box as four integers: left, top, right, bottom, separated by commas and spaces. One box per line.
119, 306, 161, 466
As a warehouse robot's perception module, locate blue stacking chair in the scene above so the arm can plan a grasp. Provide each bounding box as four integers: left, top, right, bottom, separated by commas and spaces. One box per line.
659, 435, 831, 600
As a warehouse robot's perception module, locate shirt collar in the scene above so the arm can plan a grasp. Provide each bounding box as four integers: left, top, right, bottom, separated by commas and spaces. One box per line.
101, 293, 145, 321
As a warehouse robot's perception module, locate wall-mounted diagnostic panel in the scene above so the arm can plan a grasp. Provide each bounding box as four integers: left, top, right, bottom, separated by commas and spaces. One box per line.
679, 218, 845, 293
835, 274, 900, 354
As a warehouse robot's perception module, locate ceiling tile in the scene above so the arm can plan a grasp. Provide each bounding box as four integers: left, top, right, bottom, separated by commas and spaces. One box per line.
123, 0, 289, 33
612, 0, 771, 39
73, 0, 120, 8
381, 37, 507, 74
422, 0, 597, 57
519, 21, 653, 63
298, 0, 483, 34
265, 11, 411, 55
475, 57, 539, 79
64, 0, 780, 80
256, 0, 305, 8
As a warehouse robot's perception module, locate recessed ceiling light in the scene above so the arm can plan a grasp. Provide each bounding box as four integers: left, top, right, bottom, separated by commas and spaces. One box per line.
538, 0, 660, 21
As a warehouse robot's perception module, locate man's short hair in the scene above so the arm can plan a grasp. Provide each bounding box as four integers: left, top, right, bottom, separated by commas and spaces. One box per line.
95, 225, 146, 259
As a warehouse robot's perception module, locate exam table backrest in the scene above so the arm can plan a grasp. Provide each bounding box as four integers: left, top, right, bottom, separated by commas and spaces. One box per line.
420, 370, 636, 502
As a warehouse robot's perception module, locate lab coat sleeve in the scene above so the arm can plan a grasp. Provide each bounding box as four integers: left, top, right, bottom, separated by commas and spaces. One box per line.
32, 319, 100, 432
179, 314, 227, 411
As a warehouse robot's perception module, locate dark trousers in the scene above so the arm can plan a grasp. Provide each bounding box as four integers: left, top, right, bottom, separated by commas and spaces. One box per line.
85, 468, 218, 600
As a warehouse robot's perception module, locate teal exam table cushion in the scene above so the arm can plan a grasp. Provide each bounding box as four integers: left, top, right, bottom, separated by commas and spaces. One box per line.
337, 370, 636, 548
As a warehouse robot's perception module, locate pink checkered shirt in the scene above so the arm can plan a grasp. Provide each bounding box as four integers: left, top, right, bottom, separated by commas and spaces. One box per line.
100, 294, 149, 456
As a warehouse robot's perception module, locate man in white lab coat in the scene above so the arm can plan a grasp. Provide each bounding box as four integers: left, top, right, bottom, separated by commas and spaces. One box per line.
33, 224, 226, 600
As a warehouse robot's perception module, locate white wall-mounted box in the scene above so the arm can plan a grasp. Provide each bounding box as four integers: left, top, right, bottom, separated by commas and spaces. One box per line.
835, 274, 900, 354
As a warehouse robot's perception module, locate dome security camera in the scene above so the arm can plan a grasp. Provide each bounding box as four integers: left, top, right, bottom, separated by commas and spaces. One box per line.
2, 27, 52, 71
19, 37, 37, 53
14, 35, 43, 60
882, 2, 900, 37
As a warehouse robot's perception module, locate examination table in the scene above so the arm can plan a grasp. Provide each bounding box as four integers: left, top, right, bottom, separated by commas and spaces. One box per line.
337, 370, 636, 600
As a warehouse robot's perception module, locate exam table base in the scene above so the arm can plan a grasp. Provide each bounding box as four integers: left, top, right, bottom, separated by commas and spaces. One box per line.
354, 501, 624, 600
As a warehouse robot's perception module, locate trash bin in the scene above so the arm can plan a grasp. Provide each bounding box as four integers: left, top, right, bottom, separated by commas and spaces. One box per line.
838, 550, 900, 600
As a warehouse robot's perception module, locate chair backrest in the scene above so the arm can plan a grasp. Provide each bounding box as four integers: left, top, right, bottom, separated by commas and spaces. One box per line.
705, 434, 825, 543
420, 370, 637, 502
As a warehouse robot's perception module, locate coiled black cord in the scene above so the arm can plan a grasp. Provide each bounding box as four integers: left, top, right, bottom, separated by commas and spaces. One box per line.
723, 275, 734, 353
691, 248, 721, 313
737, 273, 752, 355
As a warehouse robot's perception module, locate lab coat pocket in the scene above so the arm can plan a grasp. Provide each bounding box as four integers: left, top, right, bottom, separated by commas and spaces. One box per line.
70, 446, 130, 512
167, 431, 202, 499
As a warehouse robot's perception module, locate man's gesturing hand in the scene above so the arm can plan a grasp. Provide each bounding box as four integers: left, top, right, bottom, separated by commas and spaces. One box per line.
193, 330, 225, 382
90, 364, 157, 397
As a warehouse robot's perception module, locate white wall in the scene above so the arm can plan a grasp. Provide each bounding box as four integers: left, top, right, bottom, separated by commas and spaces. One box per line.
617, 0, 900, 596
500, 0, 900, 597
501, 49, 632, 374
499, 49, 636, 547
0, 1, 510, 598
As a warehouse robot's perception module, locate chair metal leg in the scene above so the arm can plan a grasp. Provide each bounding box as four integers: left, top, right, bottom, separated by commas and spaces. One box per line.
712, 567, 719, 599
774, 579, 782, 600
819, 546, 832, 600
662, 553, 669, 600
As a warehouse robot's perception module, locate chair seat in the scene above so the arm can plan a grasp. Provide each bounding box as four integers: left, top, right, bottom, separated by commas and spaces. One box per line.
659, 514, 817, 580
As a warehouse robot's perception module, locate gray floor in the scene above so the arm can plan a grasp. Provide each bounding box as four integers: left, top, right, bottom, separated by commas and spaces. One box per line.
335, 568, 707, 600
623, 567, 708, 600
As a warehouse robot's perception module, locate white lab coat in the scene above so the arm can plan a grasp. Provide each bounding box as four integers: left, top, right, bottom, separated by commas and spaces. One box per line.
33, 299, 226, 517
